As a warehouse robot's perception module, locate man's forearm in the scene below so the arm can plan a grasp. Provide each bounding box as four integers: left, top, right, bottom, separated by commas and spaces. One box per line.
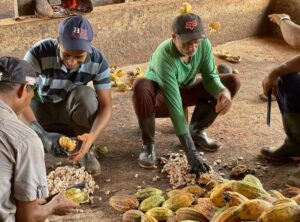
31, 202, 55, 222
280, 20, 300, 49
89, 104, 112, 140
272, 54, 300, 78
16, 199, 55, 222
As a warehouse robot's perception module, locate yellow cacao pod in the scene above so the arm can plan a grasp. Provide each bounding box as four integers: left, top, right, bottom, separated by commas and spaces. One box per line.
145, 207, 174, 221
273, 198, 297, 206
208, 21, 221, 32
175, 207, 208, 222
259, 194, 277, 204
115, 69, 125, 77
231, 181, 269, 199
182, 185, 205, 197
140, 195, 165, 212
167, 189, 185, 198
193, 198, 217, 220
224, 191, 248, 207
210, 206, 240, 222
122, 210, 144, 222
268, 190, 285, 200
180, 2, 192, 14
135, 187, 163, 201
110, 73, 119, 82
242, 174, 264, 189
162, 193, 194, 211
210, 180, 233, 207
258, 203, 300, 222
199, 173, 225, 185
109, 195, 139, 212
232, 199, 272, 221
141, 214, 158, 222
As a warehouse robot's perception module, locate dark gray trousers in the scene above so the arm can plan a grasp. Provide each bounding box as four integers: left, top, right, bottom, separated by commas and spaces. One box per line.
31, 86, 98, 137
277, 73, 300, 113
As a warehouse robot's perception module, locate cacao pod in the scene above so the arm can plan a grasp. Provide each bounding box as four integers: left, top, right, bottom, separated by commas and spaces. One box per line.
122, 210, 144, 222
175, 207, 208, 222
141, 214, 158, 222
163, 193, 194, 211
135, 187, 163, 201
182, 185, 205, 197
145, 207, 174, 221
140, 195, 165, 212
109, 195, 139, 212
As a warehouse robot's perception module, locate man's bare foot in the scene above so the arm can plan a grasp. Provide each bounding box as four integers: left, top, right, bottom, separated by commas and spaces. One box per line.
36, 0, 54, 16
268, 13, 290, 25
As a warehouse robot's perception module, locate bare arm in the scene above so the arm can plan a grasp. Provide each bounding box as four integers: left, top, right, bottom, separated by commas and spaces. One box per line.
262, 54, 300, 95
215, 88, 232, 115
269, 14, 300, 49
70, 88, 112, 161
16, 191, 78, 222
271, 54, 300, 77
280, 20, 300, 49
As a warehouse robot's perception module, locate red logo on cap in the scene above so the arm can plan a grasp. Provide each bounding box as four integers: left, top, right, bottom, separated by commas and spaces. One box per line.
185, 20, 198, 30
72, 27, 88, 40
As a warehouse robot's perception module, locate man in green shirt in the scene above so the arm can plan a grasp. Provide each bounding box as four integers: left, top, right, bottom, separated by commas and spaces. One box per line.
132, 13, 240, 174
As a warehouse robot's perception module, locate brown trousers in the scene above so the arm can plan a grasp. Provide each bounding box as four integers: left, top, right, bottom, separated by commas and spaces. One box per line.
132, 74, 241, 119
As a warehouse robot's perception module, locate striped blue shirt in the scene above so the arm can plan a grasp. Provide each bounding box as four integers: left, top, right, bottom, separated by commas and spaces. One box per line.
24, 39, 110, 103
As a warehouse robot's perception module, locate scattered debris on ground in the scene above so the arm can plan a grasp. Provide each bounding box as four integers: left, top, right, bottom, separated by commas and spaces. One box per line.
47, 166, 99, 203
110, 66, 145, 92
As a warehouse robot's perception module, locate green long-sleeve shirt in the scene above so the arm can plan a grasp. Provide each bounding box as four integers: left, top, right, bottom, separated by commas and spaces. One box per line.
145, 38, 225, 136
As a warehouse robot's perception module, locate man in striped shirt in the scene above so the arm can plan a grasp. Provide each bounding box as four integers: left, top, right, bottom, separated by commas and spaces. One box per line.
23, 16, 112, 176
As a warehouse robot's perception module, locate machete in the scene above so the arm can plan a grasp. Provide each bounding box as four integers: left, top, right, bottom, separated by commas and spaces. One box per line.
267, 90, 272, 127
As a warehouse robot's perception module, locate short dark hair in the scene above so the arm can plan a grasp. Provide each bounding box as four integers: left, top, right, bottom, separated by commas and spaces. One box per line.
0, 80, 20, 93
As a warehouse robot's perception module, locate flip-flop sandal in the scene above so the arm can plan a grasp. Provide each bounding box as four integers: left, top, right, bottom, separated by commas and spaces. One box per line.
225, 55, 241, 63
214, 50, 231, 59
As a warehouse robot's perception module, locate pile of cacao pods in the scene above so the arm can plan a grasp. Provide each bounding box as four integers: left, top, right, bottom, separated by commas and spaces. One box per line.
110, 66, 144, 92
109, 173, 300, 222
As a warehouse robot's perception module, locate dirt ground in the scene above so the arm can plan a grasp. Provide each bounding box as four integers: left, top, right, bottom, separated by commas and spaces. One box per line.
48, 36, 300, 221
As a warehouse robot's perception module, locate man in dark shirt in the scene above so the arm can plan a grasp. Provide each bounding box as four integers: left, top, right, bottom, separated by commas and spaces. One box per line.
261, 54, 300, 186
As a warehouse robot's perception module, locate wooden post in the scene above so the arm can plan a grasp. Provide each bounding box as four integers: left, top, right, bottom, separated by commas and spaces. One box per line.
13, 0, 35, 17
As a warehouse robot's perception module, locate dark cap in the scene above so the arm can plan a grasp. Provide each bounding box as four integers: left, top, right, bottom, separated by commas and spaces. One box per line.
172, 13, 206, 43
58, 16, 94, 53
0, 56, 43, 102
0, 56, 36, 85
